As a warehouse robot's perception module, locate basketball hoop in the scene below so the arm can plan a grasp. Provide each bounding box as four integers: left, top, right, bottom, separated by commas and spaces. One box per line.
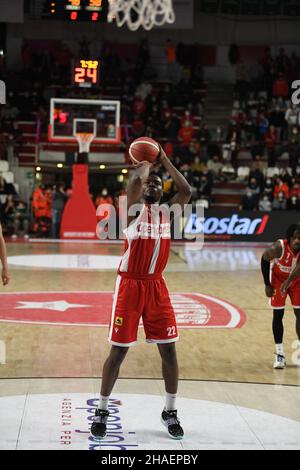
75, 133, 95, 153
108, 0, 175, 31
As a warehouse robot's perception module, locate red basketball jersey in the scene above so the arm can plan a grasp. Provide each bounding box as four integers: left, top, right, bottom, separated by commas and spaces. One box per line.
271, 239, 300, 280
118, 204, 171, 277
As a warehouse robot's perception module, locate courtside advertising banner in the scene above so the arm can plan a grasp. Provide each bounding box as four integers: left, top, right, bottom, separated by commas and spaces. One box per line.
183, 210, 300, 242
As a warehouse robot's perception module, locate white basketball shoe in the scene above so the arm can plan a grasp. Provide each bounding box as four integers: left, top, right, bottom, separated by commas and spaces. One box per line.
273, 354, 286, 369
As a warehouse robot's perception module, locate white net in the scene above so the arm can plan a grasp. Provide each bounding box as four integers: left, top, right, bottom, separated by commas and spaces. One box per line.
75, 133, 95, 153
108, 0, 175, 31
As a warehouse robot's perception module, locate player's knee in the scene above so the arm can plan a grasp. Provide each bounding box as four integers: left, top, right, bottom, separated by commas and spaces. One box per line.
159, 344, 177, 365
109, 346, 129, 366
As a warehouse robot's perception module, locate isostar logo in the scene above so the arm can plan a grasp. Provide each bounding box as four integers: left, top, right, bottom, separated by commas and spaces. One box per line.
184, 214, 269, 237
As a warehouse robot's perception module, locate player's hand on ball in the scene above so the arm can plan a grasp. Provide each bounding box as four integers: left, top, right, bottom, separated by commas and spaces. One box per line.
280, 280, 290, 295
2, 269, 10, 286
265, 285, 275, 298
132, 160, 153, 168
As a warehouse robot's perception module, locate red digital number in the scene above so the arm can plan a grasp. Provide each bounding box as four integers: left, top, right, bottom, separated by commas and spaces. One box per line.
91, 12, 99, 21
70, 11, 78, 20
74, 67, 85, 83
86, 67, 98, 84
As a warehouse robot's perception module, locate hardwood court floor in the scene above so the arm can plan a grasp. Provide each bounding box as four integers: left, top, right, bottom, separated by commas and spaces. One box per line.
0, 242, 300, 386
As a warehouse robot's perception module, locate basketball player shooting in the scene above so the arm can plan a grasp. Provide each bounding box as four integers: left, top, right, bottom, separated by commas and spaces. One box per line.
0, 223, 9, 286
91, 145, 192, 440
261, 224, 300, 369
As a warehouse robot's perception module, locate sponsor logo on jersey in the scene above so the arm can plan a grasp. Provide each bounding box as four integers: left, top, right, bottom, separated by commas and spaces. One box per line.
136, 222, 171, 239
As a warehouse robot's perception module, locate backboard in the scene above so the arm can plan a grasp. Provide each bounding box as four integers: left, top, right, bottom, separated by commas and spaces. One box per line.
49, 98, 121, 144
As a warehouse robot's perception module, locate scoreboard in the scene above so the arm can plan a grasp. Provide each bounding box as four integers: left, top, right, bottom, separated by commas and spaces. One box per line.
43, 0, 108, 22
72, 59, 100, 87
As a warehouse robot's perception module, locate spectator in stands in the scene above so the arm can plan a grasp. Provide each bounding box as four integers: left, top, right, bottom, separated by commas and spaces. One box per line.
259, 193, 272, 212
258, 113, 269, 139
196, 123, 211, 146
95, 188, 113, 209
273, 191, 288, 211
196, 174, 212, 201
290, 125, 300, 145
288, 195, 300, 211
274, 177, 290, 200
263, 178, 275, 201
290, 181, 300, 199
272, 74, 289, 99
133, 92, 147, 116
269, 102, 287, 141
191, 155, 207, 174
285, 103, 299, 129
13, 200, 30, 239
207, 155, 223, 181
0, 175, 11, 199
51, 184, 68, 239
220, 161, 236, 182
163, 112, 180, 142
178, 120, 194, 147
249, 158, 265, 189
242, 178, 260, 210
32, 184, 50, 236
264, 125, 278, 165
2, 195, 15, 232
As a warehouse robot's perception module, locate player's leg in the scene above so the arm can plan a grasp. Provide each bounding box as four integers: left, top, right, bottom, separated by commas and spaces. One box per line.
289, 287, 300, 366
294, 309, 300, 339
101, 345, 129, 397
91, 276, 141, 440
157, 343, 183, 440
157, 342, 178, 396
293, 309, 300, 366
272, 308, 286, 369
91, 346, 129, 439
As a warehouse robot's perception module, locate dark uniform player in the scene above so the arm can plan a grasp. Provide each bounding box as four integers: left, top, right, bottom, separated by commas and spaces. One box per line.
261, 224, 300, 368
91, 146, 192, 440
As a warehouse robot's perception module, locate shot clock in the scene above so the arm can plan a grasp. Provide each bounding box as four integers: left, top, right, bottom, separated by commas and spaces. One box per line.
73, 59, 100, 88
44, 0, 108, 22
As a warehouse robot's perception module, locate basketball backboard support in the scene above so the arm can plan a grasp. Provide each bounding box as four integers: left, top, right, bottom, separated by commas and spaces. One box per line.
49, 98, 121, 144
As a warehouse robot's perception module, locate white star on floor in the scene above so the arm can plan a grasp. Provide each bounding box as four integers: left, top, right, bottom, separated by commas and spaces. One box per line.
15, 301, 91, 312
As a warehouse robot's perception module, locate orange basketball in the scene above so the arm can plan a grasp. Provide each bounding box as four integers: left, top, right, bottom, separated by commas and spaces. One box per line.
129, 137, 160, 164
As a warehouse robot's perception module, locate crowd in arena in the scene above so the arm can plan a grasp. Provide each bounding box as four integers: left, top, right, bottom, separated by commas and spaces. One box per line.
1, 40, 300, 237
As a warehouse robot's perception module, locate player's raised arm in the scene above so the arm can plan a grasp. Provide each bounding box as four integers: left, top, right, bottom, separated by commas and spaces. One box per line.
0, 224, 9, 286
159, 146, 192, 209
261, 241, 282, 298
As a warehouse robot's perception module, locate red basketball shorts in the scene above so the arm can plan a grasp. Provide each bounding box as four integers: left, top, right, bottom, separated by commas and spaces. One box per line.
108, 274, 179, 347
270, 271, 300, 309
